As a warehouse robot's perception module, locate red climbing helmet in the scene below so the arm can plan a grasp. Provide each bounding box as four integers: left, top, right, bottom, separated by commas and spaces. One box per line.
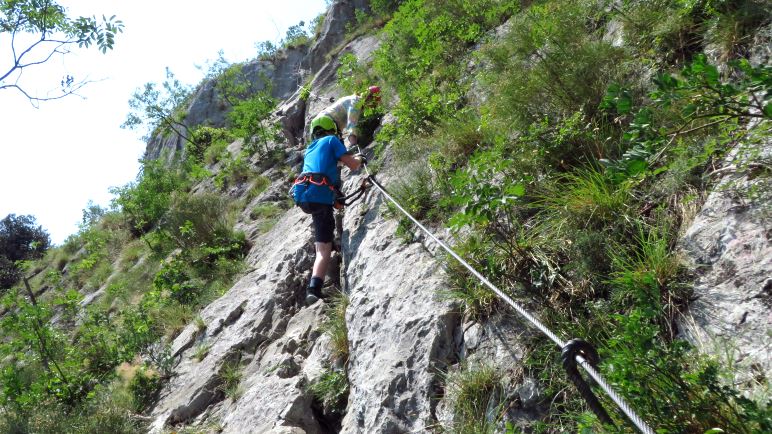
366, 85, 381, 104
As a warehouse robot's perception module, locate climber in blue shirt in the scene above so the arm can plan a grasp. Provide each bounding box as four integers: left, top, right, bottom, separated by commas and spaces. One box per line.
292, 115, 365, 305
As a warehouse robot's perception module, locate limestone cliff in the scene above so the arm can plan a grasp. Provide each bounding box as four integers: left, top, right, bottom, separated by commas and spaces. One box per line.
139, 2, 770, 433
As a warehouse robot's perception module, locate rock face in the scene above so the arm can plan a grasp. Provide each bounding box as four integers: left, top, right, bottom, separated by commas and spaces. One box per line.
145, 3, 466, 432
308, 0, 371, 73
142, 2, 770, 432
678, 140, 771, 401
338, 170, 460, 433
145, 0, 371, 162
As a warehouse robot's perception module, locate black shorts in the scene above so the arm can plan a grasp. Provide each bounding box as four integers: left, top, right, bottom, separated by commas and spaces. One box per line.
299, 202, 335, 243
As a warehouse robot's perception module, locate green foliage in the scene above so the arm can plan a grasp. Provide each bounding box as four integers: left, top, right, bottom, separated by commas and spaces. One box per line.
0, 1, 123, 102
440, 234, 501, 320
282, 20, 311, 48
320, 291, 350, 362
536, 167, 632, 234
110, 159, 187, 235
122, 68, 193, 144
602, 55, 770, 184
247, 175, 272, 201
255, 40, 278, 61
419, 3, 771, 430
159, 193, 239, 252
309, 368, 349, 415
299, 84, 311, 101
386, 164, 444, 243
227, 90, 279, 155
701, 0, 771, 62
481, 0, 627, 134
653, 54, 772, 121
213, 62, 263, 107
154, 256, 201, 304
150, 194, 247, 306
204, 138, 230, 165
444, 363, 503, 434
618, 0, 770, 66
250, 203, 282, 220
375, 0, 517, 140
370, 0, 403, 17
217, 359, 243, 400
213, 151, 251, 189
444, 145, 527, 229
67, 220, 131, 290
128, 366, 161, 412
188, 126, 235, 164
0, 383, 145, 433
595, 309, 772, 433
0, 214, 50, 289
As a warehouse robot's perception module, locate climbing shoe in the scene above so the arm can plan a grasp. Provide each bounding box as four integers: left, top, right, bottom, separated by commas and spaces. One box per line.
305, 277, 324, 305
305, 286, 322, 305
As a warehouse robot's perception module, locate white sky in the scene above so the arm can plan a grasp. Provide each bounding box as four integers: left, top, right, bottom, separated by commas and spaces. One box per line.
0, 0, 327, 245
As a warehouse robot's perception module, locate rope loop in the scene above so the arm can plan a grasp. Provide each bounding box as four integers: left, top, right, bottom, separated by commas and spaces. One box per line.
561, 339, 615, 427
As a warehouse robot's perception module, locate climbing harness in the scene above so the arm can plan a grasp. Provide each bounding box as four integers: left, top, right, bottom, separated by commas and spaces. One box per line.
293, 172, 335, 190
349, 146, 655, 434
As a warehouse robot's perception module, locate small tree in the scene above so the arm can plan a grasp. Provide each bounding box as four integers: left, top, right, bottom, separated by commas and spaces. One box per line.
0, 0, 123, 105
0, 214, 50, 289
122, 67, 194, 145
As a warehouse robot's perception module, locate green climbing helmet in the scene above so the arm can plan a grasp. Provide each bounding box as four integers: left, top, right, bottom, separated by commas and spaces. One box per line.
310, 115, 337, 135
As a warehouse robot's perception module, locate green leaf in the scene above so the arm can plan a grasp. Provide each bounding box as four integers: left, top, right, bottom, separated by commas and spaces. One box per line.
681, 103, 697, 117
506, 183, 526, 197
626, 159, 648, 176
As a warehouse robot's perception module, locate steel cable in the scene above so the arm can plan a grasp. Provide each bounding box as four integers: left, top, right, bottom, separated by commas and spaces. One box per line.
352, 155, 655, 434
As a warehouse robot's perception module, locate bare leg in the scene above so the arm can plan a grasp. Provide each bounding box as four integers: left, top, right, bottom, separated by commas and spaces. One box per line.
312, 241, 333, 280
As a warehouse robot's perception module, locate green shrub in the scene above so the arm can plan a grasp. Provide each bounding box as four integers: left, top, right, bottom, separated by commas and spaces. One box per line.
321, 291, 350, 362
250, 203, 283, 220
160, 193, 235, 252
617, 0, 770, 66
386, 164, 444, 243
188, 126, 235, 164
535, 167, 632, 234
617, 0, 707, 66
214, 152, 251, 190
281, 20, 311, 49
217, 359, 243, 400
128, 366, 161, 412
204, 139, 229, 165
154, 256, 201, 304
444, 363, 503, 434
702, 0, 771, 62
481, 0, 628, 136
247, 175, 272, 200
595, 310, 771, 433
110, 159, 187, 235
374, 0, 517, 141
228, 90, 278, 156
309, 368, 349, 415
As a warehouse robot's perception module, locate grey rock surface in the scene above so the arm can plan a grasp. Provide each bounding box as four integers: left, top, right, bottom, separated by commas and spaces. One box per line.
148, 206, 321, 433
336, 167, 460, 433
308, 0, 371, 73
145, 0, 370, 162
678, 140, 771, 402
